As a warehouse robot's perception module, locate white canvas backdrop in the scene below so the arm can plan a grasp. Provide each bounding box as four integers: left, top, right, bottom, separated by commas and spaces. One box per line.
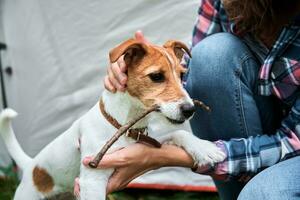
0, 0, 216, 191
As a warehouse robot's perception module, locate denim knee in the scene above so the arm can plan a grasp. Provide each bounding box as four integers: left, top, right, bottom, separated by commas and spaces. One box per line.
185, 32, 261, 141
190, 32, 252, 72
186, 33, 254, 95
238, 157, 300, 200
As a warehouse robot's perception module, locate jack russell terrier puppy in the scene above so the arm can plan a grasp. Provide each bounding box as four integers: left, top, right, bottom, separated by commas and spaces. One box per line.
0, 39, 225, 200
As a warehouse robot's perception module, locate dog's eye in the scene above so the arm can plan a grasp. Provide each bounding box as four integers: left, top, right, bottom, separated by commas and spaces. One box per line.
149, 72, 165, 83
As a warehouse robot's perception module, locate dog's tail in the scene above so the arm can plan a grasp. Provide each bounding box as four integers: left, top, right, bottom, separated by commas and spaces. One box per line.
0, 109, 32, 170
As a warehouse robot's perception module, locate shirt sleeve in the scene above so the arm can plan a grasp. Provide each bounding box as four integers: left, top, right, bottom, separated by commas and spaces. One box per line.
193, 96, 300, 181
182, 0, 229, 68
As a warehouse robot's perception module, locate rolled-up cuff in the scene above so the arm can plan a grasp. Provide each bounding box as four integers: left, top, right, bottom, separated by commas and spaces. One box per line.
213, 140, 228, 176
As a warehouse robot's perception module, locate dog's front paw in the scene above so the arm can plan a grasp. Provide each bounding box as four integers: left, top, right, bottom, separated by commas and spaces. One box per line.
171, 130, 226, 166
189, 139, 226, 166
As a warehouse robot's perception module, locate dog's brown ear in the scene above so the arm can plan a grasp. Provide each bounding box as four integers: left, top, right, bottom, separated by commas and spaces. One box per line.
109, 39, 147, 66
163, 40, 191, 60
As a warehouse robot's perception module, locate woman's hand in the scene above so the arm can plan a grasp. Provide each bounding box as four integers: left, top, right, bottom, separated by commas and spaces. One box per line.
104, 30, 149, 93
83, 143, 195, 194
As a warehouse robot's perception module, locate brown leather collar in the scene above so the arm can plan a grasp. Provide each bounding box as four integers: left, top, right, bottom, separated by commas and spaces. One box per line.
99, 99, 161, 148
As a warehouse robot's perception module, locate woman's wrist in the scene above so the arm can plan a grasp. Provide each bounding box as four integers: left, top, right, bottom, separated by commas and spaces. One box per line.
149, 144, 194, 169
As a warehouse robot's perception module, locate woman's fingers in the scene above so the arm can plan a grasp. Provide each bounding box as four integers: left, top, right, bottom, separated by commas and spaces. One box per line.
106, 169, 128, 194
105, 58, 127, 92
73, 177, 80, 198
135, 30, 150, 44
113, 59, 127, 85
107, 65, 125, 92
106, 167, 149, 194
82, 152, 127, 169
116, 55, 127, 73
104, 76, 116, 93
82, 144, 151, 169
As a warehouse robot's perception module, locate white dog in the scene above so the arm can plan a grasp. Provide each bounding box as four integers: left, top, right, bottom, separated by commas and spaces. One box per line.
0, 39, 225, 200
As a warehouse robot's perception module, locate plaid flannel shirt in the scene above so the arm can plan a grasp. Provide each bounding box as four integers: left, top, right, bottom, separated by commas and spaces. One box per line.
189, 0, 300, 181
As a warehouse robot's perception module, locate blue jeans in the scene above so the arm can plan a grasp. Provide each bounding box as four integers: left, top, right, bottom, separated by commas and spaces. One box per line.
185, 33, 299, 200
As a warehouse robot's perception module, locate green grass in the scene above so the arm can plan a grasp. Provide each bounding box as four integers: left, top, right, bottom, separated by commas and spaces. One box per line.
0, 177, 18, 200
0, 177, 219, 200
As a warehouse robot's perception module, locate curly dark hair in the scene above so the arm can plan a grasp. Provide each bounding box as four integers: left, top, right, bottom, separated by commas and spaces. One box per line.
223, 0, 300, 43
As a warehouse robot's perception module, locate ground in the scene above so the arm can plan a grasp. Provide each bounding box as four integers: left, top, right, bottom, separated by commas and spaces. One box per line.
0, 177, 219, 200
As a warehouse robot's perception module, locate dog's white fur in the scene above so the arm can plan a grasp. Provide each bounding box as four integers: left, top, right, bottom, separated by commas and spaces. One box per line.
0, 63, 225, 200
0, 89, 225, 200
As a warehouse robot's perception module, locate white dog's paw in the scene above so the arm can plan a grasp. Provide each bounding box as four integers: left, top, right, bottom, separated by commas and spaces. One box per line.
171, 130, 226, 166
188, 139, 226, 166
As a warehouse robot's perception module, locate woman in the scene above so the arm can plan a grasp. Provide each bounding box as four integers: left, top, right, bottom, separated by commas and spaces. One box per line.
84, 0, 300, 199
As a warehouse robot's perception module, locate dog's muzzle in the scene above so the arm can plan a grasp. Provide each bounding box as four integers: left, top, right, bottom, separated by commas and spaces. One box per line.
157, 101, 196, 124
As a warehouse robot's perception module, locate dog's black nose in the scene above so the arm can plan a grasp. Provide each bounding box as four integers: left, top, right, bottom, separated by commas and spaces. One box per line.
180, 103, 195, 118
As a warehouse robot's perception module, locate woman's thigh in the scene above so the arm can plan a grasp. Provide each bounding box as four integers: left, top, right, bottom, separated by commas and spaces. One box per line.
238, 156, 300, 200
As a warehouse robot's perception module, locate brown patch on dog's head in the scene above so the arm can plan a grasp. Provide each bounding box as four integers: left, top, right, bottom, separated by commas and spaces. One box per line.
109, 39, 191, 108
32, 166, 54, 194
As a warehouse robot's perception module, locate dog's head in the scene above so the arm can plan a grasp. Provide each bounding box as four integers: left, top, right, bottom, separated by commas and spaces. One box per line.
109, 38, 194, 124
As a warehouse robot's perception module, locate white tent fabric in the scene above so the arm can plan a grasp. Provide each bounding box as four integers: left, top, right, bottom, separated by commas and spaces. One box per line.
0, 0, 216, 191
